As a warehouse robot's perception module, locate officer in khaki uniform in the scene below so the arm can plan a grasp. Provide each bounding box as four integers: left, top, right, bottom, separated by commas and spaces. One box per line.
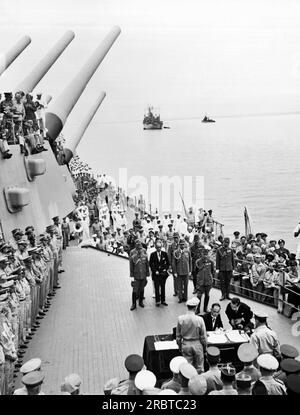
168, 233, 180, 296
257, 354, 286, 395
176, 297, 207, 373
129, 240, 150, 310
172, 239, 192, 303
0, 298, 17, 395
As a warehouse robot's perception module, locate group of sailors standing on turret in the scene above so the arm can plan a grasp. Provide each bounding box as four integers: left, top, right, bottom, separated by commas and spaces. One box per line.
0, 91, 48, 159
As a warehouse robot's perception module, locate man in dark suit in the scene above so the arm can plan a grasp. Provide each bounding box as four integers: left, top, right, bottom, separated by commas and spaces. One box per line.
200, 303, 224, 331
149, 240, 170, 306
225, 297, 253, 330
216, 237, 235, 300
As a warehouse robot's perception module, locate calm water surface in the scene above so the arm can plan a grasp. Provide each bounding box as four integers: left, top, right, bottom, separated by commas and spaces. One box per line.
78, 114, 300, 250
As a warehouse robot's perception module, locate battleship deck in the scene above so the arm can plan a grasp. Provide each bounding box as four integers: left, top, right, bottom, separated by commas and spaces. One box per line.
16, 247, 300, 395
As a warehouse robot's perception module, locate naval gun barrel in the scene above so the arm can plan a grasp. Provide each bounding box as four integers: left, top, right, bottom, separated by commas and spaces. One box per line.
64, 91, 106, 163
15, 30, 75, 94
46, 26, 121, 142
0, 35, 31, 76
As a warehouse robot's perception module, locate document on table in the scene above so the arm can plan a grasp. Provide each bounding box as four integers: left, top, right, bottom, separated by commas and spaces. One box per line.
207, 332, 228, 344
154, 341, 179, 351
225, 330, 248, 343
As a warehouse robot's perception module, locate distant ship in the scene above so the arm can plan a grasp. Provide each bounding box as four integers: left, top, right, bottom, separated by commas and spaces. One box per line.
202, 114, 215, 123
143, 106, 163, 130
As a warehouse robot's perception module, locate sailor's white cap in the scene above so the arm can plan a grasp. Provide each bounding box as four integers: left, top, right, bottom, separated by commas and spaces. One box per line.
134, 370, 156, 391
169, 356, 187, 374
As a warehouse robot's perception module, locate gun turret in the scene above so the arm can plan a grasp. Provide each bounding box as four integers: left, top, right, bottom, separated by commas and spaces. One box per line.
0, 35, 31, 76
45, 26, 121, 143
15, 30, 75, 94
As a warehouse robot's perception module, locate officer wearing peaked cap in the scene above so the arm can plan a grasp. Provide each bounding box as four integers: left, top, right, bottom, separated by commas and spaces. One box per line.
250, 311, 281, 360
178, 362, 197, 395
21, 371, 45, 395
110, 354, 144, 395
237, 343, 261, 383
161, 356, 187, 393
13, 358, 42, 395
257, 354, 286, 395
209, 365, 238, 395
274, 358, 300, 386
280, 344, 299, 360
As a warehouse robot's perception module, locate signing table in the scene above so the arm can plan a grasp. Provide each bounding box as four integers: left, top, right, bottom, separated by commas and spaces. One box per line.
142, 334, 181, 382
143, 330, 250, 381
207, 329, 250, 363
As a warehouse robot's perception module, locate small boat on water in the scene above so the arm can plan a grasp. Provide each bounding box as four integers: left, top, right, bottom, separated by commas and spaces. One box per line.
143, 106, 163, 130
202, 114, 215, 123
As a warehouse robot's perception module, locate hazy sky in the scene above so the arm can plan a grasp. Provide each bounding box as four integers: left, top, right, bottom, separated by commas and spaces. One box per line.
1, 0, 300, 137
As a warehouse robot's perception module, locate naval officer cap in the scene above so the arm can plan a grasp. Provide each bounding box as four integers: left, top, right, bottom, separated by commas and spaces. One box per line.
286, 374, 300, 395
22, 371, 45, 387
188, 374, 207, 395
20, 358, 42, 374
179, 362, 198, 380
173, 232, 179, 238
237, 343, 258, 363
124, 354, 144, 373
134, 370, 156, 391
186, 297, 200, 307
257, 354, 279, 371
280, 358, 300, 374
254, 311, 268, 321
169, 356, 187, 374
236, 373, 252, 389
280, 344, 299, 359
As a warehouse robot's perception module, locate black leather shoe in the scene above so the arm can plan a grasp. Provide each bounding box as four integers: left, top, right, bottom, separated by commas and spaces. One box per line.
130, 304, 136, 311
156, 303, 160, 307
139, 302, 144, 308
173, 293, 177, 296
178, 299, 183, 303
161, 302, 168, 306
226, 295, 231, 300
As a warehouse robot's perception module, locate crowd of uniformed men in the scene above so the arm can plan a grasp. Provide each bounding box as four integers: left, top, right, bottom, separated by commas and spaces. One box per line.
104, 334, 300, 395
0, 216, 66, 394
0, 91, 49, 159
